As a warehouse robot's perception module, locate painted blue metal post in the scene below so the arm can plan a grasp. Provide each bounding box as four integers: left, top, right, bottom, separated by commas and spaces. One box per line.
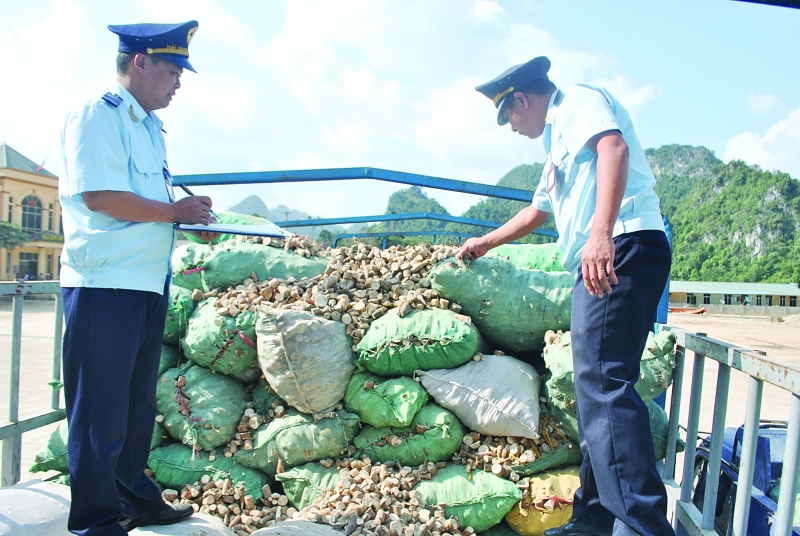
774, 393, 800, 535
1, 296, 24, 486
731, 375, 764, 536
681, 343, 707, 503
701, 361, 731, 530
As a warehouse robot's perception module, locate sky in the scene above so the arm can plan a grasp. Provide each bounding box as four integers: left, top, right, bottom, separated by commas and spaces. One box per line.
1, 0, 799, 221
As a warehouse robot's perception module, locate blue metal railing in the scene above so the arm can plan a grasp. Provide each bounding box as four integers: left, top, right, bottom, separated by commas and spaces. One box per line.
173, 167, 537, 202
0, 281, 65, 487
659, 327, 800, 536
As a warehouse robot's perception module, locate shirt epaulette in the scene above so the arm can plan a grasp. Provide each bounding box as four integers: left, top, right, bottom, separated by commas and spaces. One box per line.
101, 92, 123, 108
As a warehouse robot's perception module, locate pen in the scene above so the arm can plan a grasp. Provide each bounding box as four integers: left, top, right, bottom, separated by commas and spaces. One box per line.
177, 183, 219, 220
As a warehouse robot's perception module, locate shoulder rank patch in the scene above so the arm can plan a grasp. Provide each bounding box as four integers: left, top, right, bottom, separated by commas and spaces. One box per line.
101, 92, 123, 108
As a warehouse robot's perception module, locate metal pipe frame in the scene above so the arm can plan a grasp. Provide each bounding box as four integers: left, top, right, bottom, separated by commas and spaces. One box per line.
173, 167, 537, 202
660, 325, 800, 536
276, 211, 559, 239
731, 375, 764, 536
0, 281, 65, 487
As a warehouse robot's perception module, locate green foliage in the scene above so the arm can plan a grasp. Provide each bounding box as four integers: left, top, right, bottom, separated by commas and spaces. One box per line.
646, 144, 721, 219
364, 186, 451, 247
0, 222, 29, 250
668, 159, 800, 283
444, 164, 557, 244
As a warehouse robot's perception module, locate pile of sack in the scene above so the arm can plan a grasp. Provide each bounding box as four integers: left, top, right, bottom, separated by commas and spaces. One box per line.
32, 233, 681, 536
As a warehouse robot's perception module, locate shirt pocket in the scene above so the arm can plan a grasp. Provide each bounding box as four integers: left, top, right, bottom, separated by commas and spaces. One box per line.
549, 140, 575, 200
130, 137, 164, 199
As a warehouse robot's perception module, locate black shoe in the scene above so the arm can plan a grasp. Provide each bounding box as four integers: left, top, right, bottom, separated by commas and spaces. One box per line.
119, 504, 194, 532
543, 518, 613, 536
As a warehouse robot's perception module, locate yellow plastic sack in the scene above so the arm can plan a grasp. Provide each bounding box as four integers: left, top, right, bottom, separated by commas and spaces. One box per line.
505, 466, 581, 536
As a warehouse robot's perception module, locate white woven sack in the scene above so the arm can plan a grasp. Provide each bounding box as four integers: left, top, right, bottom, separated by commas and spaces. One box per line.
256, 309, 354, 417
0, 479, 71, 536
415, 354, 542, 439
129, 513, 234, 535
251, 520, 341, 535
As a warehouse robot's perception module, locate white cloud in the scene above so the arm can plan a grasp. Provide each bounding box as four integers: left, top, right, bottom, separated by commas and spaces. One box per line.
724, 107, 800, 178
592, 76, 660, 114
0, 0, 105, 171
473, 0, 503, 21
745, 92, 784, 114
503, 24, 614, 84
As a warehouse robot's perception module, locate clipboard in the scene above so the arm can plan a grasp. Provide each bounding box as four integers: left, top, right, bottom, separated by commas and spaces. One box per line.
177, 223, 289, 238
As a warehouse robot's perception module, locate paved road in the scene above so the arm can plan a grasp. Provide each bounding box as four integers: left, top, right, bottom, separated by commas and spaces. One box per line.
1, 299, 798, 485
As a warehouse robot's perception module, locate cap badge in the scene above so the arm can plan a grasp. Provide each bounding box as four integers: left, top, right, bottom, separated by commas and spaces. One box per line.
493, 86, 514, 106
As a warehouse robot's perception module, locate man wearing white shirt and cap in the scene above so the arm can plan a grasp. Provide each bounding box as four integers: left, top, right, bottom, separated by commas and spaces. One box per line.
459, 57, 674, 536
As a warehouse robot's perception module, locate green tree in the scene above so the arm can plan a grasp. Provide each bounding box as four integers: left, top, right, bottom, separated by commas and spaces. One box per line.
0, 222, 29, 250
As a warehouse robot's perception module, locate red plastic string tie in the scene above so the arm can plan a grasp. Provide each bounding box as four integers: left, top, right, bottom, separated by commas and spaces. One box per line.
238, 331, 254, 347
183, 266, 205, 275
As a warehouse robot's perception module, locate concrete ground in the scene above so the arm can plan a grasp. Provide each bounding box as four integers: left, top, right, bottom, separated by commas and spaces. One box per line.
1, 298, 798, 485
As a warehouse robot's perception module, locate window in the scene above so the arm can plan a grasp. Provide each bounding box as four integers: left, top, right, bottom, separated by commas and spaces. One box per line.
687, 293, 697, 305
46, 254, 52, 276
59, 216, 63, 235
18, 252, 38, 279
756, 295, 762, 306
724, 294, 732, 305
7, 196, 12, 222
766, 295, 773, 306
780, 296, 786, 306
703, 294, 711, 305
48, 204, 53, 231
20, 195, 42, 232
5, 252, 9, 273
791, 296, 797, 307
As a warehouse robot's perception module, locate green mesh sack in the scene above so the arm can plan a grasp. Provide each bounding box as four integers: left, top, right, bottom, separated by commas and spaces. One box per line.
163, 285, 196, 347
251, 377, 284, 415
512, 441, 583, 478
428, 257, 572, 354
30, 420, 69, 473
182, 298, 257, 375
234, 409, 360, 477
648, 399, 685, 461
356, 308, 483, 377
543, 331, 678, 412
768, 477, 800, 527
353, 403, 464, 466
275, 462, 340, 510
151, 421, 170, 450
344, 371, 429, 428
200, 241, 327, 292
412, 464, 522, 533
159, 345, 180, 377
487, 243, 565, 272
477, 522, 519, 536
148, 443, 271, 500
171, 243, 212, 291
156, 366, 249, 451
639, 331, 678, 401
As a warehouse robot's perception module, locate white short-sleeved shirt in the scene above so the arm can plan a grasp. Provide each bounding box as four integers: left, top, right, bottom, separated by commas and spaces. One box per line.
59, 82, 175, 294
531, 84, 665, 275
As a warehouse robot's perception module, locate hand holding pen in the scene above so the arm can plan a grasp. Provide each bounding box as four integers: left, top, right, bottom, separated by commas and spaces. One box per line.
173, 184, 216, 225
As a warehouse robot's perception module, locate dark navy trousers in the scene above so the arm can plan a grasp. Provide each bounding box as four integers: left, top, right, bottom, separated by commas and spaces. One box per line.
570, 230, 675, 536
62, 286, 171, 536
